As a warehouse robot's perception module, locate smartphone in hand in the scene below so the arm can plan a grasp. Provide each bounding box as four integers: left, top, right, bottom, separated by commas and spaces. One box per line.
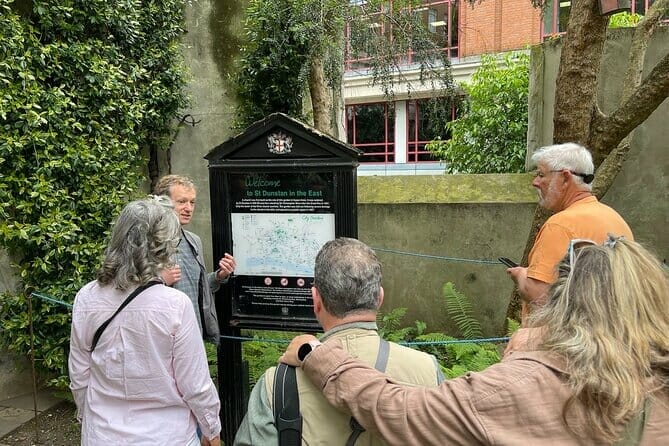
498, 257, 519, 268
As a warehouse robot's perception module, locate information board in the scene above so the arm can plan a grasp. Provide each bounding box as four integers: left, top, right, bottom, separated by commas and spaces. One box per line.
229, 171, 336, 321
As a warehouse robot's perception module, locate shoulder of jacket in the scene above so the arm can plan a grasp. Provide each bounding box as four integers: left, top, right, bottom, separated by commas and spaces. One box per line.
183, 229, 201, 242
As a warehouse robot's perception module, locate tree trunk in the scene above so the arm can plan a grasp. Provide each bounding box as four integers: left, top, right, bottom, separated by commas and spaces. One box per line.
505, 0, 669, 325
552, 0, 608, 145
309, 57, 332, 133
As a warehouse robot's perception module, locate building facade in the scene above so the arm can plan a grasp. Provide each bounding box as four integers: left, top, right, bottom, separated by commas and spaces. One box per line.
344, 0, 658, 175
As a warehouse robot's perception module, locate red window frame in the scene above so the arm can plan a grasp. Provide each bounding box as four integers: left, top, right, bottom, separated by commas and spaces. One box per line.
346, 102, 395, 163
406, 98, 456, 163
345, 0, 459, 72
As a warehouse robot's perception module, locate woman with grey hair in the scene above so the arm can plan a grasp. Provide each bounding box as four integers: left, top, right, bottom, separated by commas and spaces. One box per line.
69, 196, 221, 446
282, 237, 669, 444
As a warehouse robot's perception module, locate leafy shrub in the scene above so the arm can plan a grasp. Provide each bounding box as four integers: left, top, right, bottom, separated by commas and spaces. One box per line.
0, 0, 188, 388
427, 52, 529, 173
608, 12, 643, 28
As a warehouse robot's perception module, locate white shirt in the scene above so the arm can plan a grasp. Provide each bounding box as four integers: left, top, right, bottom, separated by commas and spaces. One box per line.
69, 281, 221, 445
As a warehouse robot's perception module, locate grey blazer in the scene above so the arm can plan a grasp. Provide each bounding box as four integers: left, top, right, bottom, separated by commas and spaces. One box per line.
182, 229, 222, 344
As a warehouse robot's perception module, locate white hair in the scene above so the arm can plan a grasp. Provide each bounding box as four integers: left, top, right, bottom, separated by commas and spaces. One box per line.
531, 143, 594, 189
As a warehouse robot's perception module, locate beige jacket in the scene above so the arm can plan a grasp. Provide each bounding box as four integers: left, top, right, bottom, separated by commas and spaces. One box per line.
303, 342, 669, 445
234, 323, 443, 446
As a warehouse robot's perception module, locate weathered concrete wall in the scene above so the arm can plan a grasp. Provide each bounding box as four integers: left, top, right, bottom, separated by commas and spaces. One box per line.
165, 0, 245, 268
358, 175, 537, 336
0, 250, 32, 400
527, 28, 669, 264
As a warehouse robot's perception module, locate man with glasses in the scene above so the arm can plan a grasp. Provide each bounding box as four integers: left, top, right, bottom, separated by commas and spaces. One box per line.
506, 143, 633, 317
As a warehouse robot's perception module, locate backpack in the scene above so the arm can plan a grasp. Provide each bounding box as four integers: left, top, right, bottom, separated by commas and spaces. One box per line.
273, 339, 390, 446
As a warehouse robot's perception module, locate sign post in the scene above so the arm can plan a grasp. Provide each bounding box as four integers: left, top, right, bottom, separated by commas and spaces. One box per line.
206, 113, 360, 443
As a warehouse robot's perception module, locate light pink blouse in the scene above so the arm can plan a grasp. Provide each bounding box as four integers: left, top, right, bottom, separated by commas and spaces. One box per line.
69, 281, 221, 445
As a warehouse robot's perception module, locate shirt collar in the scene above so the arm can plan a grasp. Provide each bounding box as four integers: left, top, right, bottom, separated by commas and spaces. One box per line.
321, 321, 378, 342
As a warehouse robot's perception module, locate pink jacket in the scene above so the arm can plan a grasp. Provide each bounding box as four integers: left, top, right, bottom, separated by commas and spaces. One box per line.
303, 341, 669, 445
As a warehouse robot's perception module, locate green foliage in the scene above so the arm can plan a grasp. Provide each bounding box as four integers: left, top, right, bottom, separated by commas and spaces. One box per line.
608, 12, 643, 28
242, 331, 305, 386
233, 0, 324, 127
506, 317, 521, 337
377, 307, 428, 342
0, 0, 189, 388
233, 0, 454, 130
442, 281, 482, 339
427, 52, 529, 173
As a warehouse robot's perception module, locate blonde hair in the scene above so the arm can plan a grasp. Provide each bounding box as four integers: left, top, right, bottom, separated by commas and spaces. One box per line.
153, 174, 195, 197
531, 238, 669, 442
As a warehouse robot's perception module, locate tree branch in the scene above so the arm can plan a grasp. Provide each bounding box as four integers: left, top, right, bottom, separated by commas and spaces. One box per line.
592, 137, 631, 198
588, 0, 669, 164
590, 50, 669, 161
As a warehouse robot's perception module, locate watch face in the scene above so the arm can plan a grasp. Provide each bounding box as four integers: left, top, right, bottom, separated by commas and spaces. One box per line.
297, 343, 312, 361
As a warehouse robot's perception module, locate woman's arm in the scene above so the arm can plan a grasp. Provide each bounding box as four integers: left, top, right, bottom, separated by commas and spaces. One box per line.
68, 300, 91, 421
172, 298, 222, 441
282, 336, 488, 445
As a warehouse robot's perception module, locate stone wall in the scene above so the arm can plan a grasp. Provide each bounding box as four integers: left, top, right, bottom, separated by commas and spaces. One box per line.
527, 27, 669, 265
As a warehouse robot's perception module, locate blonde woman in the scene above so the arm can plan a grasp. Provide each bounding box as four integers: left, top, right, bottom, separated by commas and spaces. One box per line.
282, 237, 669, 444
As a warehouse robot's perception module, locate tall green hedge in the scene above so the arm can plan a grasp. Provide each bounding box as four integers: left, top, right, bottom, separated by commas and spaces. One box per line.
0, 0, 188, 387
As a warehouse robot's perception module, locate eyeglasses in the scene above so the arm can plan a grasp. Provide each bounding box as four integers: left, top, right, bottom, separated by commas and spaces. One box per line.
531, 169, 594, 184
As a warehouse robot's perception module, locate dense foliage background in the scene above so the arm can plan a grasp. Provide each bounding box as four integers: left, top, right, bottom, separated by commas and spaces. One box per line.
0, 0, 189, 387
428, 52, 529, 173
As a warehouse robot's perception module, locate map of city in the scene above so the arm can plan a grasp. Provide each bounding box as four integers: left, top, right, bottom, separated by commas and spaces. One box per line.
231, 213, 335, 276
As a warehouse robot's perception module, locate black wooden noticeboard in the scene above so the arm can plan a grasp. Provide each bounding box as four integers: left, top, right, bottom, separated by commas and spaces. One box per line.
206, 113, 361, 332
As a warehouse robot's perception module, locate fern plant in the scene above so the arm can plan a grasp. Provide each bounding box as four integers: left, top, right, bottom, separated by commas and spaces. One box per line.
442, 282, 482, 339
426, 282, 501, 377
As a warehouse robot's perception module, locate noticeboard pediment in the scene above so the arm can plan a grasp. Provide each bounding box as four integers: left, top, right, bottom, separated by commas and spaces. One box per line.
206, 113, 361, 163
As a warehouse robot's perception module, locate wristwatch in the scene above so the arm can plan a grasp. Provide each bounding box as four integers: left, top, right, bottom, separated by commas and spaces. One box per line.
297, 339, 322, 362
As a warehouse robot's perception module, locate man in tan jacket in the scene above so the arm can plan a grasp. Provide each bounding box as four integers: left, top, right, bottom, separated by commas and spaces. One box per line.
234, 238, 443, 445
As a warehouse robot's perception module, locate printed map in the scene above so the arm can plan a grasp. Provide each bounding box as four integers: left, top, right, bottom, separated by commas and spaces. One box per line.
231, 213, 335, 276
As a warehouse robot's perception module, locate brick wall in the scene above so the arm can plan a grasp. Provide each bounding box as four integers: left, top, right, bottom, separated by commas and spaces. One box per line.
458, 0, 542, 57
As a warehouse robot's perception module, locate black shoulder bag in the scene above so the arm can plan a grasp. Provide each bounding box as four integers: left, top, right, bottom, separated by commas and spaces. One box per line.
273, 339, 390, 446
89, 281, 161, 352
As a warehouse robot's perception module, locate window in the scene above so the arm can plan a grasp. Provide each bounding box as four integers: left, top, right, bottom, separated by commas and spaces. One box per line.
346, 103, 395, 163
543, 0, 661, 39
345, 0, 459, 72
414, 1, 459, 60
632, 0, 656, 15
407, 98, 456, 162
542, 0, 571, 38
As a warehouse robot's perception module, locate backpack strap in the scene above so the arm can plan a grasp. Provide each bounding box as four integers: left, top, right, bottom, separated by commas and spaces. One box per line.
273, 363, 302, 446
346, 338, 390, 446
90, 281, 161, 352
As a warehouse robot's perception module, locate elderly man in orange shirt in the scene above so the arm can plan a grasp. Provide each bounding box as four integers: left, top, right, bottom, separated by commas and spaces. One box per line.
507, 142, 633, 315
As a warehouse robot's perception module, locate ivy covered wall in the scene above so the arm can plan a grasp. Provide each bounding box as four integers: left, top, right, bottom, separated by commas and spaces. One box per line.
0, 0, 189, 387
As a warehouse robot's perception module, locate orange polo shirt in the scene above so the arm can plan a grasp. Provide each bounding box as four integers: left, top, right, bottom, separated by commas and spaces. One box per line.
527, 196, 634, 284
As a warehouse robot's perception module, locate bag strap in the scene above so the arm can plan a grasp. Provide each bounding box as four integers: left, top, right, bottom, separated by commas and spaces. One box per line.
273, 363, 302, 446
346, 339, 390, 446
90, 281, 161, 352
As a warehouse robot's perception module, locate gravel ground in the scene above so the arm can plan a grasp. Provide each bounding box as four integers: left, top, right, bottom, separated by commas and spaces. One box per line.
0, 401, 80, 446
